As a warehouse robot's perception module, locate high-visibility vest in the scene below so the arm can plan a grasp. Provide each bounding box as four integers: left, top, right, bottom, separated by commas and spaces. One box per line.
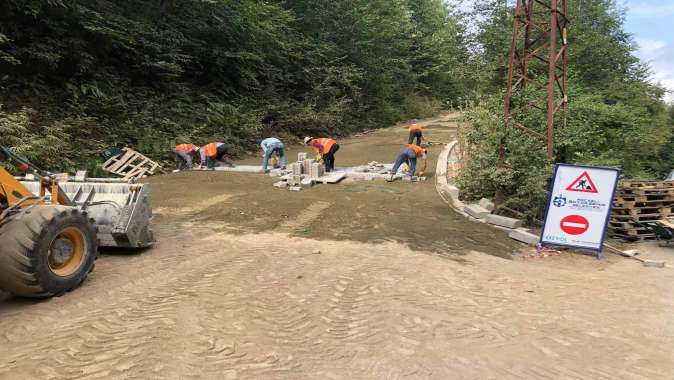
406, 144, 425, 157
202, 142, 220, 158
175, 144, 197, 154
408, 124, 422, 133
313, 138, 336, 154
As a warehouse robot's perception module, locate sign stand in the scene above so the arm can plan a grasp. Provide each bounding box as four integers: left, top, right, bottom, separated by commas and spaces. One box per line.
539, 164, 621, 259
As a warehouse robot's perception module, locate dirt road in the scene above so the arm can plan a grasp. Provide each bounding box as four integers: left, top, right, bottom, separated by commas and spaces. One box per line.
1, 116, 673, 379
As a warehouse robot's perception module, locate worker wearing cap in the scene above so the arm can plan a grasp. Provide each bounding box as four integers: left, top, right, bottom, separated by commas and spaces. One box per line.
388, 144, 428, 181
408, 122, 423, 145
305, 137, 339, 172
200, 142, 235, 169
174, 143, 200, 170
258, 137, 286, 171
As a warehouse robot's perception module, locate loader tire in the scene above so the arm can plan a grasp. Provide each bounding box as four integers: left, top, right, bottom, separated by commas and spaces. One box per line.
0, 206, 98, 298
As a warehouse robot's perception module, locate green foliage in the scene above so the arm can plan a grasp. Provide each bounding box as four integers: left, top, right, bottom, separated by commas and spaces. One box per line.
0, 0, 468, 172
0, 105, 74, 171
459, 0, 673, 219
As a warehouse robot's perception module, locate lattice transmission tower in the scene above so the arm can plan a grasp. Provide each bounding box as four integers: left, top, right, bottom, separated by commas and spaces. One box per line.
499, 0, 569, 166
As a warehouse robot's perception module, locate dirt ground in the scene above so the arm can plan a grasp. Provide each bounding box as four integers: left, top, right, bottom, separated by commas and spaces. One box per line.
1, 115, 673, 379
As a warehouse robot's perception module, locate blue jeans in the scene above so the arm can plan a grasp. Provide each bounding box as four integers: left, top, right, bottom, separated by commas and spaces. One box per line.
175, 151, 193, 170
262, 143, 286, 170
408, 131, 422, 145
392, 148, 417, 176
206, 145, 233, 168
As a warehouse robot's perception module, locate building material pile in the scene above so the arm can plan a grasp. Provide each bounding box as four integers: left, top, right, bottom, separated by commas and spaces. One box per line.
272, 153, 340, 191
102, 148, 162, 180
610, 180, 674, 241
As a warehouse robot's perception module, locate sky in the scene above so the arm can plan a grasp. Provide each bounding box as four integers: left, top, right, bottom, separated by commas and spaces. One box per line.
623, 1, 674, 103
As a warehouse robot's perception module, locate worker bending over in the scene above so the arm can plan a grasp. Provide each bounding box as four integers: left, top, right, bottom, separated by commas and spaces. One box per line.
407, 122, 423, 145
305, 137, 339, 172
174, 143, 200, 170
388, 144, 427, 181
258, 137, 286, 171
200, 142, 235, 169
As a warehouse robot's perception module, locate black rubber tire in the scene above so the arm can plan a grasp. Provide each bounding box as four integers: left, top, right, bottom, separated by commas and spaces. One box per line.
0, 206, 98, 298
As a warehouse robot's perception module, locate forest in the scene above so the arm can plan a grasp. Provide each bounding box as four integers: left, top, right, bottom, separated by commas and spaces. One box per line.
1, 0, 673, 217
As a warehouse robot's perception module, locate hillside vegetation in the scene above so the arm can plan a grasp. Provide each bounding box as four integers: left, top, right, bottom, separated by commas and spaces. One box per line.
1, 0, 673, 218
0, 0, 466, 171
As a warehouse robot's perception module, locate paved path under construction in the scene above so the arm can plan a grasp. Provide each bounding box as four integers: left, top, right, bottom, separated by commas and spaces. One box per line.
1, 115, 673, 379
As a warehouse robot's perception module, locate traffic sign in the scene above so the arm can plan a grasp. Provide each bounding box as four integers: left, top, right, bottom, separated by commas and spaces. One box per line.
565, 171, 598, 193
540, 164, 620, 255
560, 214, 589, 235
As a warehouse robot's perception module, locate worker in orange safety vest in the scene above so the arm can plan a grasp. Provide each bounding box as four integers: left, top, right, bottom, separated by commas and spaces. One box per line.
388, 144, 427, 181
200, 142, 235, 169
304, 137, 340, 172
407, 122, 423, 145
174, 143, 200, 170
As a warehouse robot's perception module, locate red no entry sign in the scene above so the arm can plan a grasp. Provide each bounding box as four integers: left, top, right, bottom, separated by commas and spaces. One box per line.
560, 215, 589, 235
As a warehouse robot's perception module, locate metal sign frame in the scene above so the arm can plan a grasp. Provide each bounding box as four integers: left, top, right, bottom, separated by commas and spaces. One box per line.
539, 163, 621, 258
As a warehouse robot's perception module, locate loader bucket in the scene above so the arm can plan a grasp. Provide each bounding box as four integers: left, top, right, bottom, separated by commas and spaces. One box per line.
19, 180, 154, 248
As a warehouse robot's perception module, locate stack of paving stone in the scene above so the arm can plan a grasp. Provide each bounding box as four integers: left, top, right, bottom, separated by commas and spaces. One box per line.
273, 152, 328, 191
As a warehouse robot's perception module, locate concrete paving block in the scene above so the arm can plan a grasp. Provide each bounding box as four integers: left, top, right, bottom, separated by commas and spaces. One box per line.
289, 186, 302, 192
509, 228, 539, 245
643, 260, 665, 268
479, 198, 495, 212
464, 204, 490, 219
446, 185, 459, 199
273, 181, 288, 188
291, 162, 303, 175
402, 176, 412, 182
301, 178, 314, 187
485, 214, 522, 229
74, 170, 87, 181
269, 169, 283, 177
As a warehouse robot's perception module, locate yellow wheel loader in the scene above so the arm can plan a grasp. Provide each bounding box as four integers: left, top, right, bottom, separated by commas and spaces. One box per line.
0, 145, 154, 298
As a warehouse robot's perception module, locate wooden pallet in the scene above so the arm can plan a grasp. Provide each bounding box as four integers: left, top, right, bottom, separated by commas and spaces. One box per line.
608, 226, 651, 236
102, 148, 162, 180
610, 179, 674, 242
621, 180, 674, 188
609, 233, 657, 242
611, 213, 663, 221
612, 199, 674, 208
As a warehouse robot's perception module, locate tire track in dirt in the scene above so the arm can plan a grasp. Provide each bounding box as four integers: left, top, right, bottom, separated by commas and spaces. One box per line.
0, 243, 256, 379
153, 194, 233, 217
278, 201, 332, 234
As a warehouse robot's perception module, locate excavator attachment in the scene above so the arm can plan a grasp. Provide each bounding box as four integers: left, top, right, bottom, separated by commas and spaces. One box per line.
19, 179, 154, 248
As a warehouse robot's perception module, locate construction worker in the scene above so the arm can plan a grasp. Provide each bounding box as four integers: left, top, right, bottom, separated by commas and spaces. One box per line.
388, 144, 428, 181
200, 142, 235, 169
408, 122, 423, 145
258, 137, 286, 171
304, 137, 339, 172
174, 143, 200, 171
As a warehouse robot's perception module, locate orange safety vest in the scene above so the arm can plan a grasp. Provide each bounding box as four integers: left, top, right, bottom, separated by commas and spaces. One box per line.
312, 138, 336, 155
406, 144, 425, 157
175, 144, 197, 154
202, 142, 220, 158
408, 124, 422, 133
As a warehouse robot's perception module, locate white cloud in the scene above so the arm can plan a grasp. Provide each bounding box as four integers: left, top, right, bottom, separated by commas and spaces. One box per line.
628, 2, 674, 18
636, 39, 674, 103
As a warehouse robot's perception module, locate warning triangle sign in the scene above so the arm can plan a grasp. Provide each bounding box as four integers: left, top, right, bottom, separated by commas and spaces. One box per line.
566, 171, 598, 193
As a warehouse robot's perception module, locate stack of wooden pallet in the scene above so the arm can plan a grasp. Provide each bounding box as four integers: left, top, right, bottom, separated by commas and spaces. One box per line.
609, 180, 674, 241
101, 148, 162, 181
